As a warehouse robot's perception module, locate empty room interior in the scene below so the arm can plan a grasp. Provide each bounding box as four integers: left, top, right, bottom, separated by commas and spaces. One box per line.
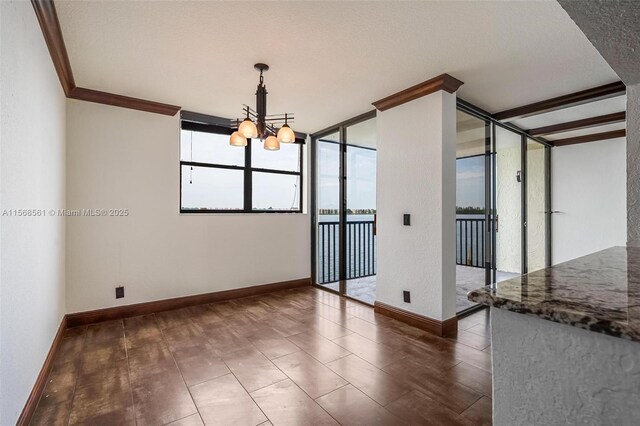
2, 1, 640, 425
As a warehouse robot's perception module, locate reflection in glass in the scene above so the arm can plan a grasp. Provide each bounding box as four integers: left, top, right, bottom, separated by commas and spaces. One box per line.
495, 126, 522, 278
527, 139, 548, 272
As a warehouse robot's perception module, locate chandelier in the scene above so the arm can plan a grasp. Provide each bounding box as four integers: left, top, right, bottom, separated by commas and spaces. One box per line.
230, 63, 296, 151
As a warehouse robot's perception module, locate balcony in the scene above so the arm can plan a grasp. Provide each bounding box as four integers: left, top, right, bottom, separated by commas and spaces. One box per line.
317, 218, 517, 311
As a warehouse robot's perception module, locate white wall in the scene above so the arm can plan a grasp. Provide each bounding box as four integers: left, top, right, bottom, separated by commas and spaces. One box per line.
66, 100, 310, 313
551, 138, 626, 264
491, 308, 640, 425
0, 2, 67, 424
376, 91, 457, 321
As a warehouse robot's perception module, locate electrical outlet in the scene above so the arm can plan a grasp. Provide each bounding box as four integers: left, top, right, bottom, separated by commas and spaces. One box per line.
116, 286, 125, 299
403, 290, 411, 303
403, 214, 411, 226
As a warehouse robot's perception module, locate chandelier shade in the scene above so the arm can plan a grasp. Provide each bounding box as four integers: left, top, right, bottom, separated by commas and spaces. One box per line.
277, 124, 296, 144
238, 117, 258, 139
264, 135, 280, 151
229, 131, 247, 147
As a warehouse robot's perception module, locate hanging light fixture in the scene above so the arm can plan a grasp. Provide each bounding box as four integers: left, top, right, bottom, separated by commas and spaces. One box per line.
230, 63, 297, 150
230, 119, 248, 146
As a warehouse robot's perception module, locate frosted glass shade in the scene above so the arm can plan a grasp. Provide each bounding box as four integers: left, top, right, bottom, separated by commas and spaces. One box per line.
229, 131, 247, 147
238, 118, 258, 138
277, 124, 296, 143
264, 135, 280, 151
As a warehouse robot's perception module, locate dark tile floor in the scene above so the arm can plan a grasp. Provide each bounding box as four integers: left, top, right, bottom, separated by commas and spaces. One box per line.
30, 287, 492, 426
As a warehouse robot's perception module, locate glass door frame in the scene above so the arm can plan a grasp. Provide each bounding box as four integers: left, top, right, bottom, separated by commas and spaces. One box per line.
458, 99, 552, 291
310, 110, 377, 300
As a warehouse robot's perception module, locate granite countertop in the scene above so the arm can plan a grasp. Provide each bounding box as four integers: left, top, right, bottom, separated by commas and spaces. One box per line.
468, 246, 640, 342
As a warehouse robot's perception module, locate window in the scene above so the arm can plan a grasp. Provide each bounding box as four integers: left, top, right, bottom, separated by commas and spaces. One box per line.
180, 120, 303, 213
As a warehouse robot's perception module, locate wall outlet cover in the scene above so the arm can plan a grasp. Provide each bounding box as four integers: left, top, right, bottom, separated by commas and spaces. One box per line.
116, 286, 125, 299
403, 290, 411, 303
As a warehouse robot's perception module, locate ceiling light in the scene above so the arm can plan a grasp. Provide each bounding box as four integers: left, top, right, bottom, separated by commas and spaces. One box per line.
230, 63, 297, 151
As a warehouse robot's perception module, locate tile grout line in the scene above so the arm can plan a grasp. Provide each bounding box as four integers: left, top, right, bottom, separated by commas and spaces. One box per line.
226, 317, 345, 425
157, 313, 203, 425
119, 319, 138, 426
218, 355, 274, 425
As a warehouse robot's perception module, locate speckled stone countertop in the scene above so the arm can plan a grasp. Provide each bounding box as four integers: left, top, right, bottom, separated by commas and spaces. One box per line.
468, 246, 640, 342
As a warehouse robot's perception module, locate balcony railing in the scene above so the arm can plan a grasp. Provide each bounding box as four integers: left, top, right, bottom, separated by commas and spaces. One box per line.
457, 218, 485, 268
317, 217, 483, 285
317, 220, 376, 284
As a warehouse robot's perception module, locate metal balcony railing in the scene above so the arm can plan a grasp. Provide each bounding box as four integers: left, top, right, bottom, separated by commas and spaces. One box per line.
457, 218, 485, 268
317, 220, 376, 284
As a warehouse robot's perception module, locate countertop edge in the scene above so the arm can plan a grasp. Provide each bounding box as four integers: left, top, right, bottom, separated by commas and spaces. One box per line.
468, 288, 636, 342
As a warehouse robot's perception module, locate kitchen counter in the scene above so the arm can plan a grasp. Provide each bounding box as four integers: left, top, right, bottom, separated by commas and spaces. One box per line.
468, 246, 640, 425
468, 246, 640, 342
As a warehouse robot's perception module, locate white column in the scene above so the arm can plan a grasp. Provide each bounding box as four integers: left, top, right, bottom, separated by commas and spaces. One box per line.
375, 90, 457, 321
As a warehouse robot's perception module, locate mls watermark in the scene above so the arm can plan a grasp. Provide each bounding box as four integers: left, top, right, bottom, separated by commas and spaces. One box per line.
1, 208, 129, 217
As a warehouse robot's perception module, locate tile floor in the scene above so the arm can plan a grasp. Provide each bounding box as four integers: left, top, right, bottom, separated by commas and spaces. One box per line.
30, 287, 492, 426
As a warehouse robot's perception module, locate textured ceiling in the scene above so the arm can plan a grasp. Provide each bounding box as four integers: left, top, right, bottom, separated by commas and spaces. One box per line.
559, 0, 640, 85
56, 0, 619, 133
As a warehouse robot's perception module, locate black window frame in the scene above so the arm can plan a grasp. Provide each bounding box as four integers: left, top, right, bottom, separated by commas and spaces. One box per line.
180, 119, 304, 214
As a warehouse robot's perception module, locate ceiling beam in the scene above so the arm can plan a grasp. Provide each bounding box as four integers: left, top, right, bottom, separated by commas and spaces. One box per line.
552, 129, 626, 147
31, 0, 181, 116
494, 81, 626, 121
527, 111, 626, 136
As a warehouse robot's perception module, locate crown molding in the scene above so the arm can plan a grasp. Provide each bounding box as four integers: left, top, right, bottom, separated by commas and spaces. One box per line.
31, 0, 181, 116
372, 73, 464, 112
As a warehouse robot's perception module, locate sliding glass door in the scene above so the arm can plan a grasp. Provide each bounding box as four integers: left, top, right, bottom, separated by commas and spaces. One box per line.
525, 138, 550, 272
315, 132, 341, 289
456, 102, 551, 314
455, 110, 492, 312
493, 126, 523, 282
311, 113, 377, 305
345, 119, 377, 304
